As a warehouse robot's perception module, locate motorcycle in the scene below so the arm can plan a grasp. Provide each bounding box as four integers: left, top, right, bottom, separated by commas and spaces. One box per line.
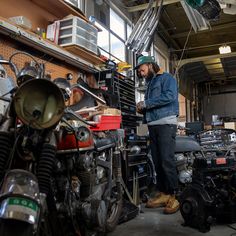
145, 126, 204, 198
0, 52, 123, 236
179, 144, 236, 232
54, 82, 123, 235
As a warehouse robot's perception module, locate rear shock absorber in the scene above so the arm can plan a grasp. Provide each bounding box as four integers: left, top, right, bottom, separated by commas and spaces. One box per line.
113, 149, 122, 199
37, 143, 56, 195
0, 132, 12, 179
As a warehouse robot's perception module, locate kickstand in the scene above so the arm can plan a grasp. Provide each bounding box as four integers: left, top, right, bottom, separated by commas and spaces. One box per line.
120, 177, 135, 205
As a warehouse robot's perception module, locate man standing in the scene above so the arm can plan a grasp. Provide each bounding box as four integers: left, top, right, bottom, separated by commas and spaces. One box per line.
135, 55, 179, 214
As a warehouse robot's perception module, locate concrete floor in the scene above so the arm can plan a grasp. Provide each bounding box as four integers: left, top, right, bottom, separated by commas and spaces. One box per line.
108, 205, 236, 236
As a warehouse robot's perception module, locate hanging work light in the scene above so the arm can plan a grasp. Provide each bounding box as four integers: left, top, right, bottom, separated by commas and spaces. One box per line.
219, 45, 231, 54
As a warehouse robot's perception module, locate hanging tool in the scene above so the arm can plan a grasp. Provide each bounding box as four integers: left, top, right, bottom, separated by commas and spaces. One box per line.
125, 0, 164, 54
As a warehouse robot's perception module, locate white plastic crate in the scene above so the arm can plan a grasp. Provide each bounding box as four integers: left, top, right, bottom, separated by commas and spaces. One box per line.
58, 16, 98, 54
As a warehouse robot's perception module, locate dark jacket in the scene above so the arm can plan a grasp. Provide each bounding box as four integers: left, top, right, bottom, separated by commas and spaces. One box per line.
144, 72, 179, 123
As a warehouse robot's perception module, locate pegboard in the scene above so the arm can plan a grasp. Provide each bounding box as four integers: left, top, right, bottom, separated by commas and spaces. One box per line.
0, 34, 97, 87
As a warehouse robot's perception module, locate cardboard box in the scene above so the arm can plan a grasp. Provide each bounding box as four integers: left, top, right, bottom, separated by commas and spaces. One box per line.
224, 122, 236, 130
204, 125, 212, 130
137, 124, 148, 136
103, 108, 121, 116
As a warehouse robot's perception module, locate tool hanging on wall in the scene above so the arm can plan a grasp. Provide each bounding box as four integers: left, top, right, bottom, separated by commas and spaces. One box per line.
125, 0, 164, 54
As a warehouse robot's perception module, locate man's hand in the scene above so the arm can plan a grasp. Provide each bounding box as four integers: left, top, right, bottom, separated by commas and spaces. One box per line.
136, 101, 145, 114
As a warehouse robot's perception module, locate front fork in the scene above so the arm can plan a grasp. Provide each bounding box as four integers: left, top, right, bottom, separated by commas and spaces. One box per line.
0, 112, 14, 180
113, 149, 122, 200
96, 147, 122, 200
0, 128, 57, 232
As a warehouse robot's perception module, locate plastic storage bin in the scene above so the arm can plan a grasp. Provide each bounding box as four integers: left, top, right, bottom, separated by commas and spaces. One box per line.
90, 115, 122, 131
8, 16, 32, 29
58, 16, 98, 54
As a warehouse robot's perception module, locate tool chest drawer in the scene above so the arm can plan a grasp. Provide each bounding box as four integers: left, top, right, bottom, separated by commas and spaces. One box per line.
95, 70, 138, 132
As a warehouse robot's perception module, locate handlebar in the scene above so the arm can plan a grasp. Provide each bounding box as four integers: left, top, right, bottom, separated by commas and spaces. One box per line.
0, 51, 44, 81
0, 59, 18, 77
0, 59, 11, 65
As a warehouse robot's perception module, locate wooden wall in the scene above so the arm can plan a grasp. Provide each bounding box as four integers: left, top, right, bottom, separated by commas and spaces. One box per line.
0, 0, 57, 32
0, 34, 96, 86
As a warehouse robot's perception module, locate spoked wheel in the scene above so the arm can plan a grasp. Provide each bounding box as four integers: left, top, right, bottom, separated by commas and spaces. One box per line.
105, 183, 123, 233
0, 219, 34, 236
80, 184, 123, 236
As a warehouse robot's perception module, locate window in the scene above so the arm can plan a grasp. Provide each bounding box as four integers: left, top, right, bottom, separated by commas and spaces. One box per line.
64, 0, 83, 10
96, 22, 109, 53
95, 7, 133, 63
110, 9, 125, 40
153, 48, 169, 72
110, 35, 125, 62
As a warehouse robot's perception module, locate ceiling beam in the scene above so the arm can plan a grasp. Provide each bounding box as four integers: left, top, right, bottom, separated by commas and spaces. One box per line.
158, 22, 181, 49
178, 51, 236, 68
126, 0, 181, 12
172, 41, 236, 52
172, 21, 236, 39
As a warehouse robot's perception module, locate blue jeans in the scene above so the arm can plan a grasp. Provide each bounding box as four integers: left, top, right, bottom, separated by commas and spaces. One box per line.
148, 124, 178, 194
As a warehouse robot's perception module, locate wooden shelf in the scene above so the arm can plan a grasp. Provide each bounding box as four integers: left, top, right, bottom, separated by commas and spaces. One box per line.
0, 1, 102, 71
31, 0, 88, 22
0, 16, 99, 72
64, 45, 105, 65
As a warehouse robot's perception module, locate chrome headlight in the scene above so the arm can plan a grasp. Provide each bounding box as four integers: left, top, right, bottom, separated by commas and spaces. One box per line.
14, 79, 65, 130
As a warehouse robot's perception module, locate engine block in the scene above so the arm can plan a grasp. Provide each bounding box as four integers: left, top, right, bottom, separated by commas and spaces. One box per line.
180, 151, 236, 232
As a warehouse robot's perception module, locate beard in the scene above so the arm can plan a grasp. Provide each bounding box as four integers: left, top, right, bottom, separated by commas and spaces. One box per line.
145, 70, 155, 81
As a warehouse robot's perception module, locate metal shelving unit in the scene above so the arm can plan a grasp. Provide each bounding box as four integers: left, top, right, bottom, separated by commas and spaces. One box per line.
123, 134, 149, 197
96, 69, 142, 133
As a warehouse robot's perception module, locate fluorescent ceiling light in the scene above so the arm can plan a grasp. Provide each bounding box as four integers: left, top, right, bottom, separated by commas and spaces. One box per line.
219, 45, 231, 54
181, 1, 210, 32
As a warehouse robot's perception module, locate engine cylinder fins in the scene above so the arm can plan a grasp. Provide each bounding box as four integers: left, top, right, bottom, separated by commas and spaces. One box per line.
78, 171, 96, 186
113, 151, 122, 177
37, 144, 56, 195
0, 132, 12, 179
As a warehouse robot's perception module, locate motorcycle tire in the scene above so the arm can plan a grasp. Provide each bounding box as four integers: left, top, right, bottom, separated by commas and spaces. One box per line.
82, 228, 106, 236
0, 219, 34, 236
106, 186, 123, 232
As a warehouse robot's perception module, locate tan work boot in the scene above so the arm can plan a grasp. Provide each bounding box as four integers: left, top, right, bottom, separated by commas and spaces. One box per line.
145, 192, 170, 208
163, 195, 179, 214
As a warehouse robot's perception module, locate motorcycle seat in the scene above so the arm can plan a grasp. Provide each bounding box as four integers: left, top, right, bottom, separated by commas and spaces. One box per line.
175, 136, 201, 153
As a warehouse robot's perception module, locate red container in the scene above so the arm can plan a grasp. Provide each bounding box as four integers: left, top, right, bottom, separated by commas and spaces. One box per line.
90, 115, 122, 131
